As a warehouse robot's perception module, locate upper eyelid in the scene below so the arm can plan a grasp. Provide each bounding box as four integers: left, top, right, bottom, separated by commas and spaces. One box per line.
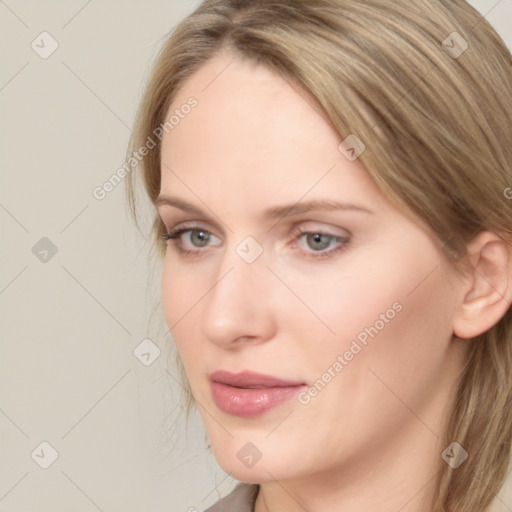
157, 207, 227, 235
161, 216, 350, 234
156, 203, 364, 233
166, 220, 219, 236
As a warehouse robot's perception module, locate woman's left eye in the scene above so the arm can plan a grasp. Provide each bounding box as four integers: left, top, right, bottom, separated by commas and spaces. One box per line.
161, 224, 349, 259
292, 229, 349, 259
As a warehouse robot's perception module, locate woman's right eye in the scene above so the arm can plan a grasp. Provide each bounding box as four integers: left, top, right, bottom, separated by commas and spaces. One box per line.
160, 226, 221, 256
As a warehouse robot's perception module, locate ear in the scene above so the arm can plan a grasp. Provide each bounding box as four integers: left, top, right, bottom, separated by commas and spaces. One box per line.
453, 232, 512, 339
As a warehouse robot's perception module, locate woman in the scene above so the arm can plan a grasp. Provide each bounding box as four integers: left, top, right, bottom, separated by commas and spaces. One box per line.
126, 1, 512, 510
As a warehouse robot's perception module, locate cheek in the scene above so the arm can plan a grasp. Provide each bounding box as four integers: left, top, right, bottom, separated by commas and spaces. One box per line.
161, 258, 180, 331
161, 258, 203, 368
270, 253, 407, 355
161, 256, 208, 322
277, 244, 454, 385
303, 265, 456, 423
283, 272, 456, 465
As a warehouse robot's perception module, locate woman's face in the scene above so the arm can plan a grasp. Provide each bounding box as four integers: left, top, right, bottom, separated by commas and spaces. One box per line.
157, 52, 468, 485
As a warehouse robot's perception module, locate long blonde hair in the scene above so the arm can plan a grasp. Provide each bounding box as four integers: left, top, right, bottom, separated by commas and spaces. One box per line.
125, 1, 512, 510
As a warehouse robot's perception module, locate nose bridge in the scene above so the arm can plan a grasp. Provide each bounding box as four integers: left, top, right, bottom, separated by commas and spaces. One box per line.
212, 237, 268, 307
200, 235, 274, 345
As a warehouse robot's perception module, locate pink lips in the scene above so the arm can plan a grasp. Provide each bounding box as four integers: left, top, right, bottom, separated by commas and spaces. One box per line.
210, 370, 307, 418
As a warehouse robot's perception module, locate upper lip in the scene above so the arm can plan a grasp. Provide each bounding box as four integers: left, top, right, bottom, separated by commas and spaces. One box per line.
210, 370, 306, 389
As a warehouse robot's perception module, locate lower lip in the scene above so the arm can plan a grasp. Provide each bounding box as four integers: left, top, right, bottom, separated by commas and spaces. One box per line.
211, 382, 306, 418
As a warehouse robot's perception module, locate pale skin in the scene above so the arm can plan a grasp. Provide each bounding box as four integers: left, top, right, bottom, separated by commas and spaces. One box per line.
156, 50, 512, 512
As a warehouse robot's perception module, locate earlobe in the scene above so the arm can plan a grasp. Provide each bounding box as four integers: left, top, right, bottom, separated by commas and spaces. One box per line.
453, 232, 512, 340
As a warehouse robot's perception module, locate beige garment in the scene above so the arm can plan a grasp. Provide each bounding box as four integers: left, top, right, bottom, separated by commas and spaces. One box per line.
204, 483, 260, 512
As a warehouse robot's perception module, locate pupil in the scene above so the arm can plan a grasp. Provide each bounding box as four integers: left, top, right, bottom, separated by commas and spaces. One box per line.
309, 233, 329, 251
194, 230, 209, 247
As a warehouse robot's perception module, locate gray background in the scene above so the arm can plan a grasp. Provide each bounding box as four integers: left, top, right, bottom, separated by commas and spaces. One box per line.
1, 1, 511, 511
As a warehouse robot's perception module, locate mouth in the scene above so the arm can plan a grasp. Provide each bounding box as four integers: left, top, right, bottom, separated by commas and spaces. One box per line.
209, 370, 307, 418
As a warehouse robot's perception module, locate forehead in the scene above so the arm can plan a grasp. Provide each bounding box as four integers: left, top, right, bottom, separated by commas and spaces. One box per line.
166, 53, 339, 152
159, 53, 385, 216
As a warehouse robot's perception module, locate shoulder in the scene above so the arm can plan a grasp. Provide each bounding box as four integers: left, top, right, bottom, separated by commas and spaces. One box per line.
203, 483, 260, 512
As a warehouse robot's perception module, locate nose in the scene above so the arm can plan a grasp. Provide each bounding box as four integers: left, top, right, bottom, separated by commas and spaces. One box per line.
200, 243, 277, 349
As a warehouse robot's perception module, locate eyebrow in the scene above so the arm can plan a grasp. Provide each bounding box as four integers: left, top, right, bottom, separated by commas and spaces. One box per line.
155, 195, 374, 220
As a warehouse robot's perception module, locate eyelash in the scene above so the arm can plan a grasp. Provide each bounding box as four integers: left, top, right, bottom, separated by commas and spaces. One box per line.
160, 223, 350, 260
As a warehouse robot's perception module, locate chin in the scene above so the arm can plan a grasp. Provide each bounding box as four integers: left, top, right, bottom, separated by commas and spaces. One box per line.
209, 437, 301, 483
